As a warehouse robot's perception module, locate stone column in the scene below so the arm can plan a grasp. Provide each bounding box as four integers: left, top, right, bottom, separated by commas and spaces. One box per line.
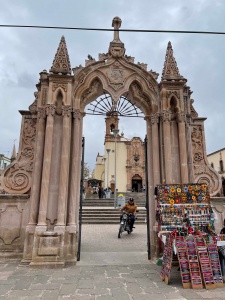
146, 118, 156, 256
177, 111, 188, 183
68, 108, 82, 226
57, 105, 72, 225
28, 108, 46, 225
38, 104, 55, 225
151, 113, 160, 187
162, 110, 172, 184
75, 114, 84, 226
186, 116, 194, 182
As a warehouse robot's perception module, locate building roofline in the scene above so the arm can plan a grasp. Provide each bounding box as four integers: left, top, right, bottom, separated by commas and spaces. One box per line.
207, 147, 225, 156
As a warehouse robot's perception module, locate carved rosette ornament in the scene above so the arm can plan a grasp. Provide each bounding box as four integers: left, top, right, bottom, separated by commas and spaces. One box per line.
46, 104, 56, 116
191, 125, 221, 195
1, 118, 37, 194
62, 105, 72, 118
161, 110, 171, 122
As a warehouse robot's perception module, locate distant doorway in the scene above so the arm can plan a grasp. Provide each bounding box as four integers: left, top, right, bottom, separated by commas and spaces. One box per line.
132, 174, 142, 192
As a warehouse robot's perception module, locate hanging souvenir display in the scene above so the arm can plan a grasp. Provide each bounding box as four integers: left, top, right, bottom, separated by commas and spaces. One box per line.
156, 183, 214, 233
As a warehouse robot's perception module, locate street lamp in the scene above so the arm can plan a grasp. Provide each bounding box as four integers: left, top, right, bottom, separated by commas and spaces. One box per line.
103, 157, 106, 189
112, 129, 119, 208
106, 149, 111, 191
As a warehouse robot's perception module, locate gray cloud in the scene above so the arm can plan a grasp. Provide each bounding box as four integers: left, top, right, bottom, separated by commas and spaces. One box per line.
0, 0, 224, 170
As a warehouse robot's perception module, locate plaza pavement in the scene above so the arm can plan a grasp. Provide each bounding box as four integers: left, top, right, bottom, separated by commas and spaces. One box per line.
1, 224, 225, 299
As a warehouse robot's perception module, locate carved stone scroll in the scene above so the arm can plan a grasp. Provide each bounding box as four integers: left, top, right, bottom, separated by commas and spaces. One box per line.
191, 125, 221, 195
1, 117, 37, 194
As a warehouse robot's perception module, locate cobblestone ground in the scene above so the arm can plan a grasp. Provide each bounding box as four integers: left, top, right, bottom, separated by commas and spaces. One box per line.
0, 225, 225, 299
80, 224, 148, 251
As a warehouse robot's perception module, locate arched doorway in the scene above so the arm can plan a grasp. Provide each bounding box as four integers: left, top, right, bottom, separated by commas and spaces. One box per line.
132, 174, 142, 192
13, 16, 220, 266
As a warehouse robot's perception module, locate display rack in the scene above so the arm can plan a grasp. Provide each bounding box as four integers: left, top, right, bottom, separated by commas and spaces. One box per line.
160, 234, 173, 284
207, 242, 224, 288
175, 236, 191, 288
186, 235, 203, 289
195, 236, 215, 289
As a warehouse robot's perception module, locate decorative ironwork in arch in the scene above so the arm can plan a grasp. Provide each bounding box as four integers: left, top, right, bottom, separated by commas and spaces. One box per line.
85, 93, 144, 118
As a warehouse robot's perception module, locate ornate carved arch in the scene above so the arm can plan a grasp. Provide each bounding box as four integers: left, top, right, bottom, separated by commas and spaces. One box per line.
74, 59, 159, 115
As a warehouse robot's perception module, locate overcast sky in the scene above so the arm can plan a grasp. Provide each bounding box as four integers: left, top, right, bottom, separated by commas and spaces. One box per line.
0, 0, 224, 170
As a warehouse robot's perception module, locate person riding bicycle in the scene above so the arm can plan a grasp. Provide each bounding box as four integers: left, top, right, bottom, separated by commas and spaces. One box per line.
120, 197, 137, 231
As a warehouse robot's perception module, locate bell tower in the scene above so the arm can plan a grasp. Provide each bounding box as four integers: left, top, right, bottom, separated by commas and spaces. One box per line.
105, 112, 119, 142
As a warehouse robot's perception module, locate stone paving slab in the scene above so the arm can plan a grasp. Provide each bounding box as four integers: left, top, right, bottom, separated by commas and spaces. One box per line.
0, 225, 225, 299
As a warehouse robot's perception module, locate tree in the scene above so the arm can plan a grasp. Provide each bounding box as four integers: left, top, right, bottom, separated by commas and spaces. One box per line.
83, 163, 92, 179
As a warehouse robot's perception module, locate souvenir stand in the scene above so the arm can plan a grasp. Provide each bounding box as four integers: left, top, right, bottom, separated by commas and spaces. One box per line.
156, 183, 224, 289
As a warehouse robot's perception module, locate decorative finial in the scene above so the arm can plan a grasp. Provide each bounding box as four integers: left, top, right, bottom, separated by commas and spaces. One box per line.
112, 16, 122, 42
108, 17, 125, 58
50, 36, 71, 75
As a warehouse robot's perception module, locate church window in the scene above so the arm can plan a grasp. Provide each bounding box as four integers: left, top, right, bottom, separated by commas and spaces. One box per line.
110, 124, 115, 132
220, 159, 224, 172
211, 162, 214, 168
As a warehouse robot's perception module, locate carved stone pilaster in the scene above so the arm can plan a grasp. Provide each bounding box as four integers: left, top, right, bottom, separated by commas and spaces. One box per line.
72, 108, 81, 120
150, 113, 159, 125
41, 88, 48, 106
176, 110, 186, 123
37, 107, 46, 119
46, 104, 56, 116
161, 110, 171, 122
62, 105, 72, 118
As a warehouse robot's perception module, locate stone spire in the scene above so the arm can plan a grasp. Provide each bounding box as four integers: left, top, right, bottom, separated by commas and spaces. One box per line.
161, 41, 182, 81
11, 143, 17, 162
50, 36, 71, 75
108, 16, 125, 58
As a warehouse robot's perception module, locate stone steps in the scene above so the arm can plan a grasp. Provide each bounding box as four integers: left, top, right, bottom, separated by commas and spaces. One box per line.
81, 195, 147, 224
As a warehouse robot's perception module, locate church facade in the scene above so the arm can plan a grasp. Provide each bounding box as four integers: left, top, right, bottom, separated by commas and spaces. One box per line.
94, 113, 146, 193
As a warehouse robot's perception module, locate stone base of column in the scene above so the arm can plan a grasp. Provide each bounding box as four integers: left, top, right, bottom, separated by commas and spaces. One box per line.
21, 224, 36, 264
22, 224, 78, 267
150, 230, 158, 260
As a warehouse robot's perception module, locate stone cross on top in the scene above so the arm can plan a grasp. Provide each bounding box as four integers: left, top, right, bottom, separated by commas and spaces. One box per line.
112, 16, 122, 43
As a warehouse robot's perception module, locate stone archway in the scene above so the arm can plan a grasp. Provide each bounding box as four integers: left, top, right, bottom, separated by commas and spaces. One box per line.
0, 17, 222, 265
132, 174, 143, 192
